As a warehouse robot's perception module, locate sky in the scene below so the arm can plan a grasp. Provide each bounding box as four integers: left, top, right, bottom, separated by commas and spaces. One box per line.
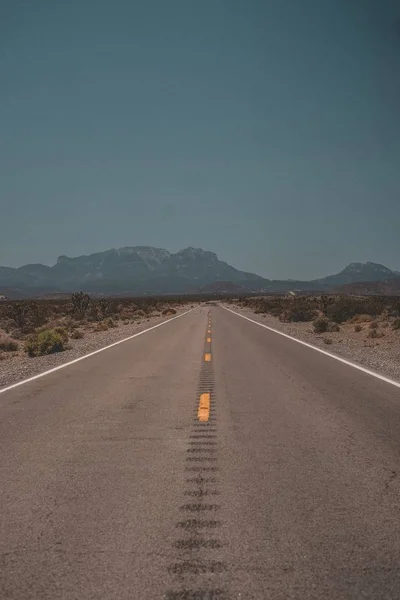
0, 0, 399, 279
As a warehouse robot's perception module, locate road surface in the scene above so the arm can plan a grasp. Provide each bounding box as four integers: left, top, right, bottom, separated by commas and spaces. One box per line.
1, 305, 400, 599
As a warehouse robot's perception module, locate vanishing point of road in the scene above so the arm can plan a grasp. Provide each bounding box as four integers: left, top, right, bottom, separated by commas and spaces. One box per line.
1, 305, 400, 599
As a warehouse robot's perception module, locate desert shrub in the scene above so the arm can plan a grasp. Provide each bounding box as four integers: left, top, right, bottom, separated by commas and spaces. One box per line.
25, 329, 66, 356
368, 329, 384, 339
369, 321, 378, 329
393, 318, 400, 330
53, 326, 69, 341
97, 299, 111, 319
162, 308, 177, 316
323, 337, 333, 345
134, 309, 146, 317
88, 298, 114, 322
350, 314, 372, 323
106, 318, 117, 328
70, 329, 84, 339
313, 317, 329, 333
328, 322, 340, 332
364, 296, 386, 317
94, 321, 109, 332
318, 295, 335, 314
326, 298, 369, 324
7, 302, 28, 328
26, 301, 47, 327
281, 306, 317, 323
354, 324, 362, 333
0, 336, 19, 352
71, 292, 91, 318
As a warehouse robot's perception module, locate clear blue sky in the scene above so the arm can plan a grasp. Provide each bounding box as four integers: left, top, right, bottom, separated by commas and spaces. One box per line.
1, 0, 399, 279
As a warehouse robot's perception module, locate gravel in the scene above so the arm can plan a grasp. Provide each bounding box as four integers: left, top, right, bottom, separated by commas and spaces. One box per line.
223, 303, 400, 384
0, 307, 192, 390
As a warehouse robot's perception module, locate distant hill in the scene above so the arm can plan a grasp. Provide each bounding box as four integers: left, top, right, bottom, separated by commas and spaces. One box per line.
313, 262, 399, 287
0, 249, 398, 297
0, 246, 267, 297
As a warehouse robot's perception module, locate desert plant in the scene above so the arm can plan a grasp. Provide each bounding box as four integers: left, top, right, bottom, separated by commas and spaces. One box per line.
71, 292, 91, 318
323, 337, 333, 345
393, 318, 400, 330
53, 326, 69, 342
351, 314, 372, 323
0, 336, 19, 352
319, 295, 334, 314
326, 298, 368, 324
354, 324, 362, 333
70, 329, 84, 339
26, 301, 47, 327
282, 306, 317, 322
25, 329, 66, 356
369, 321, 378, 329
162, 308, 177, 316
7, 302, 27, 328
313, 317, 329, 333
97, 298, 111, 319
368, 329, 384, 339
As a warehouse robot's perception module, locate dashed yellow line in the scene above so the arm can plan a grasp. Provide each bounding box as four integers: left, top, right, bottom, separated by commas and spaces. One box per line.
204, 353, 211, 362
198, 392, 210, 421
207, 337, 211, 343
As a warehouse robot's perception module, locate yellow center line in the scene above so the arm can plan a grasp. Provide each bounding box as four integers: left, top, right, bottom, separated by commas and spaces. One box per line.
204, 353, 211, 362
198, 392, 210, 421
207, 337, 211, 343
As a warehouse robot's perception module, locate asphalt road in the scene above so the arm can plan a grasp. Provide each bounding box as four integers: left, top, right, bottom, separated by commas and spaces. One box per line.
1, 305, 400, 599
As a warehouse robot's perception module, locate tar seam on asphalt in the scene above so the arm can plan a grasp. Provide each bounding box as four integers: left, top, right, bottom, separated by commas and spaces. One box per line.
165, 311, 229, 600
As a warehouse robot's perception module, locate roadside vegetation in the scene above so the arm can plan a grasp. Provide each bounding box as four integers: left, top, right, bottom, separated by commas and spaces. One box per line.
228, 294, 400, 344
0, 294, 192, 358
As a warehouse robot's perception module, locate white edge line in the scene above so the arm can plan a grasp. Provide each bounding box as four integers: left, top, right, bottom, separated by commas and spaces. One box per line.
0, 308, 195, 395
221, 305, 400, 390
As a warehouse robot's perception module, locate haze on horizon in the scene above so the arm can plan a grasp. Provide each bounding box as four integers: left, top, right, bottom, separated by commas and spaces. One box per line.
1, 0, 399, 280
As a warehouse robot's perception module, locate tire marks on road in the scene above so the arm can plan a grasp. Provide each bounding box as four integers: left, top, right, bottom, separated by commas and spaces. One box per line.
165, 311, 229, 600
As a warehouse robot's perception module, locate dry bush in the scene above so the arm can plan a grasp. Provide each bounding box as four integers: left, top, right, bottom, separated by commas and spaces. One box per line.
393, 318, 400, 330
0, 336, 19, 352
313, 317, 329, 333
25, 329, 67, 357
368, 329, 384, 339
70, 329, 84, 339
369, 321, 379, 329
350, 314, 373, 323
71, 292, 91, 319
162, 308, 177, 316
354, 324, 363, 333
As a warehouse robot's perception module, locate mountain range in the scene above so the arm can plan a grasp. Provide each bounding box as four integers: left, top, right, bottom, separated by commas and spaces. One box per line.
0, 246, 399, 297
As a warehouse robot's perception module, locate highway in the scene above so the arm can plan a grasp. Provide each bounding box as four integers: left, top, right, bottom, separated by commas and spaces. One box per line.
1, 305, 400, 599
